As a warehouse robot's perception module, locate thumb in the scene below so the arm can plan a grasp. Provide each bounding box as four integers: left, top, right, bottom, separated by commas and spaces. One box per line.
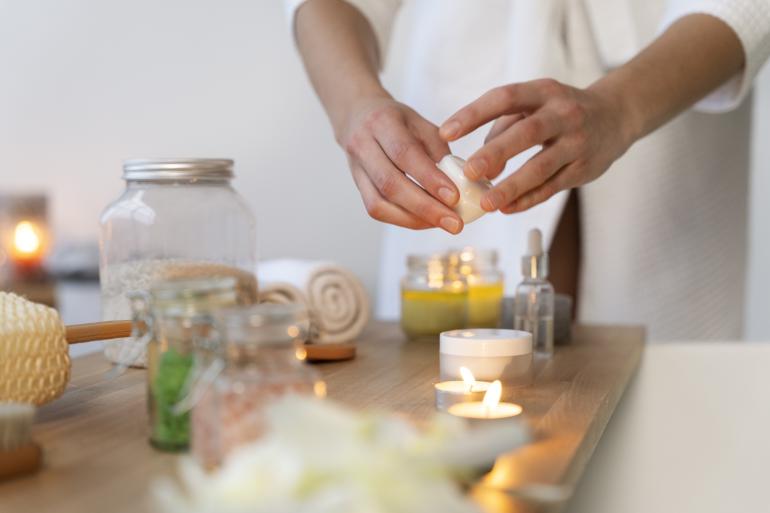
413, 118, 452, 163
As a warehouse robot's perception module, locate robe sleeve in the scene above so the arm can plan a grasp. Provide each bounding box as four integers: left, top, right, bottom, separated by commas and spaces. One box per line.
662, 0, 770, 112
285, 0, 403, 68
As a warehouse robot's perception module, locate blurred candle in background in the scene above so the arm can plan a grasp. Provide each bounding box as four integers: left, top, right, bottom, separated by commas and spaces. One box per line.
11, 220, 45, 264
0, 193, 53, 304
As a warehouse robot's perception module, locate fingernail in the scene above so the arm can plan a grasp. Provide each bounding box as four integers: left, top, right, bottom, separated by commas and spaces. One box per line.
440, 120, 461, 140
438, 187, 458, 206
440, 216, 462, 234
482, 190, 502, 211
467, 158, 487, 179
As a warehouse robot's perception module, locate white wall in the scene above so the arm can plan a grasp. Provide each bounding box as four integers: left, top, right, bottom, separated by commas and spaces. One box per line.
1, 1, 769, 337
0, 0, 383, 294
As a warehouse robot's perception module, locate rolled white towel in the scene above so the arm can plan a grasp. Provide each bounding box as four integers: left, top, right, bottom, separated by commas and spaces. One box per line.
257, 260, 370, 344
257, 282, 308, 308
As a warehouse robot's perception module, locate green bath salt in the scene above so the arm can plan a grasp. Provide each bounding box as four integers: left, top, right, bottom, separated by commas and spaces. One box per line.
149, 345, 194, 451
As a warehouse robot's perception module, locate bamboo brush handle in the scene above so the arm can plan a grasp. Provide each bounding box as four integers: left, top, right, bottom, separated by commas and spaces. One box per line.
64, 320, 357, 361
65, 321, 132, 344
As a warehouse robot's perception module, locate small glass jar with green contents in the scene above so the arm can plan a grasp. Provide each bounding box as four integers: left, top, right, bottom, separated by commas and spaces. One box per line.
451, 248, 504, 328
130, 276, 242, 451
400, 254, 468, 340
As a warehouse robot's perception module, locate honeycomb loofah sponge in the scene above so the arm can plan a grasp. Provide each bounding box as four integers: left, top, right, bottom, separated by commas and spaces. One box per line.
0, 292, 70, 405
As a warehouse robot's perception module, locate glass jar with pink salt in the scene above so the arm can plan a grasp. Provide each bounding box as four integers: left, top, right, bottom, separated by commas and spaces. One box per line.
191, 303, 325, 469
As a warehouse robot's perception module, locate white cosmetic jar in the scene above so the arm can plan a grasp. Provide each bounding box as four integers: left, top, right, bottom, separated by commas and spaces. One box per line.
440, 329, 533, 385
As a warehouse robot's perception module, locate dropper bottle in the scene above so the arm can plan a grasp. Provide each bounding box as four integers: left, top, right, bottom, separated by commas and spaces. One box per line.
514, 229, 555, 356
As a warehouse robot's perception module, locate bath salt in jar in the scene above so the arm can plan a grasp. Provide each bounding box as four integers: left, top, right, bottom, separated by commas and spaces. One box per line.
191, 304, 324, 469
99, 159, 257, 368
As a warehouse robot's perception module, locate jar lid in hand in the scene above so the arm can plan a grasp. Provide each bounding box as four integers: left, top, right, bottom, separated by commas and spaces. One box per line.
436, 155, 492, 224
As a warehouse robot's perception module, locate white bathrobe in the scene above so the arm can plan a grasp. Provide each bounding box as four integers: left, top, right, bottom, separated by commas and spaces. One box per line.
288, 0, 770, 341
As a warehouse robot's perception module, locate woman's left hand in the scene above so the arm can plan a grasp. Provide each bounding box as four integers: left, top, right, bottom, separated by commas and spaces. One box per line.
439, 79, 635, 213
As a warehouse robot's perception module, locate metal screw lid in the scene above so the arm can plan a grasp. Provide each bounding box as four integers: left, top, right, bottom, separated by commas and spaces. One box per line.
122, 158, 234, 182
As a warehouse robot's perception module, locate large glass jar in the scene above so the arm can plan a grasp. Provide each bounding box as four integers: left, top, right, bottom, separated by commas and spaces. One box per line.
451, 248, 504, 328
191, 304, 324, 469
99, 159, 258, 367
400, 254, 467, 340
132, 276, 241, 452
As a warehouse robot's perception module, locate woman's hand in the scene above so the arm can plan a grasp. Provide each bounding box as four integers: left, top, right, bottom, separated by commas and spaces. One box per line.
338, 94, 464, 233
294, 0, 463, 234
439, 79, 635, 213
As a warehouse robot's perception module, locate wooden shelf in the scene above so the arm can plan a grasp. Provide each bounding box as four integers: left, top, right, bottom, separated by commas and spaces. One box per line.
0, 322, 644, 513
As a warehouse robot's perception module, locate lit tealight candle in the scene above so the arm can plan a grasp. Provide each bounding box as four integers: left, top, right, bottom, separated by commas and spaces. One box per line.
434, 366, 492, 411
447, 380, 523, 420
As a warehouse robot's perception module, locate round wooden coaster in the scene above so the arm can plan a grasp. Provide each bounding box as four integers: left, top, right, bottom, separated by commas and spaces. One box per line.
303, 343, 356, 362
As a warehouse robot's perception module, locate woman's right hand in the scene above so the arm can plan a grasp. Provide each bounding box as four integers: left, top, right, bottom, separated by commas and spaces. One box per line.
336, 94, 464, 234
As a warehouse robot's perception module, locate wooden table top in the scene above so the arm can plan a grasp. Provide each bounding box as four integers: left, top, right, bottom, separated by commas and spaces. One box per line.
0, 322, 643, 513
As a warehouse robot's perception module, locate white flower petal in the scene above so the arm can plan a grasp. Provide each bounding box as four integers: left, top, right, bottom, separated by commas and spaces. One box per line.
154, 395, 526, 513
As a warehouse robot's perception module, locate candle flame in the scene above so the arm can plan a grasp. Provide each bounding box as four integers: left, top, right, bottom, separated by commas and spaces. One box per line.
14, 221, 41, 255
483, 380, 502, 409
460, 366, 477, 393
459, 366, 475, 385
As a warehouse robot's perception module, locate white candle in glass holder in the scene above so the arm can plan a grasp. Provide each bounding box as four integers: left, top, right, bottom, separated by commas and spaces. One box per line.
434, 366, 491, 410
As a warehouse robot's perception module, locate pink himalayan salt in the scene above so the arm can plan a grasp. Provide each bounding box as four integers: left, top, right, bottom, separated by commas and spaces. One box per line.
192, 378, 317, 469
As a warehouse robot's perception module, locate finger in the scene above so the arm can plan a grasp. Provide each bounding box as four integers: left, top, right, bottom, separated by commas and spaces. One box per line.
357, 138, 464, 234
410, 116, 452, 163
480, 144, 571, 212
350, 165, 432, 230
374, 116, 460, 207
500, 166, 576, 214
485, 114, 526, 144
440, 81, 550, 141
466, 111, 564, 181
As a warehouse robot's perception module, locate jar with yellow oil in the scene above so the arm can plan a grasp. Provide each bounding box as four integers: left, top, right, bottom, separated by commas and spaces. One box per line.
400, 254, 467, 340
451, 248, 504, 328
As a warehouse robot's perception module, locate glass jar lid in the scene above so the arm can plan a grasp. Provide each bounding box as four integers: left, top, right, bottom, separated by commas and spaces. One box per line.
122, 158, 234, 182
448, 247, 501, 282
214, 303, 310, 348
148, 276, 239, 317
453, 247, 498, 267
405, 253, 467, 290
